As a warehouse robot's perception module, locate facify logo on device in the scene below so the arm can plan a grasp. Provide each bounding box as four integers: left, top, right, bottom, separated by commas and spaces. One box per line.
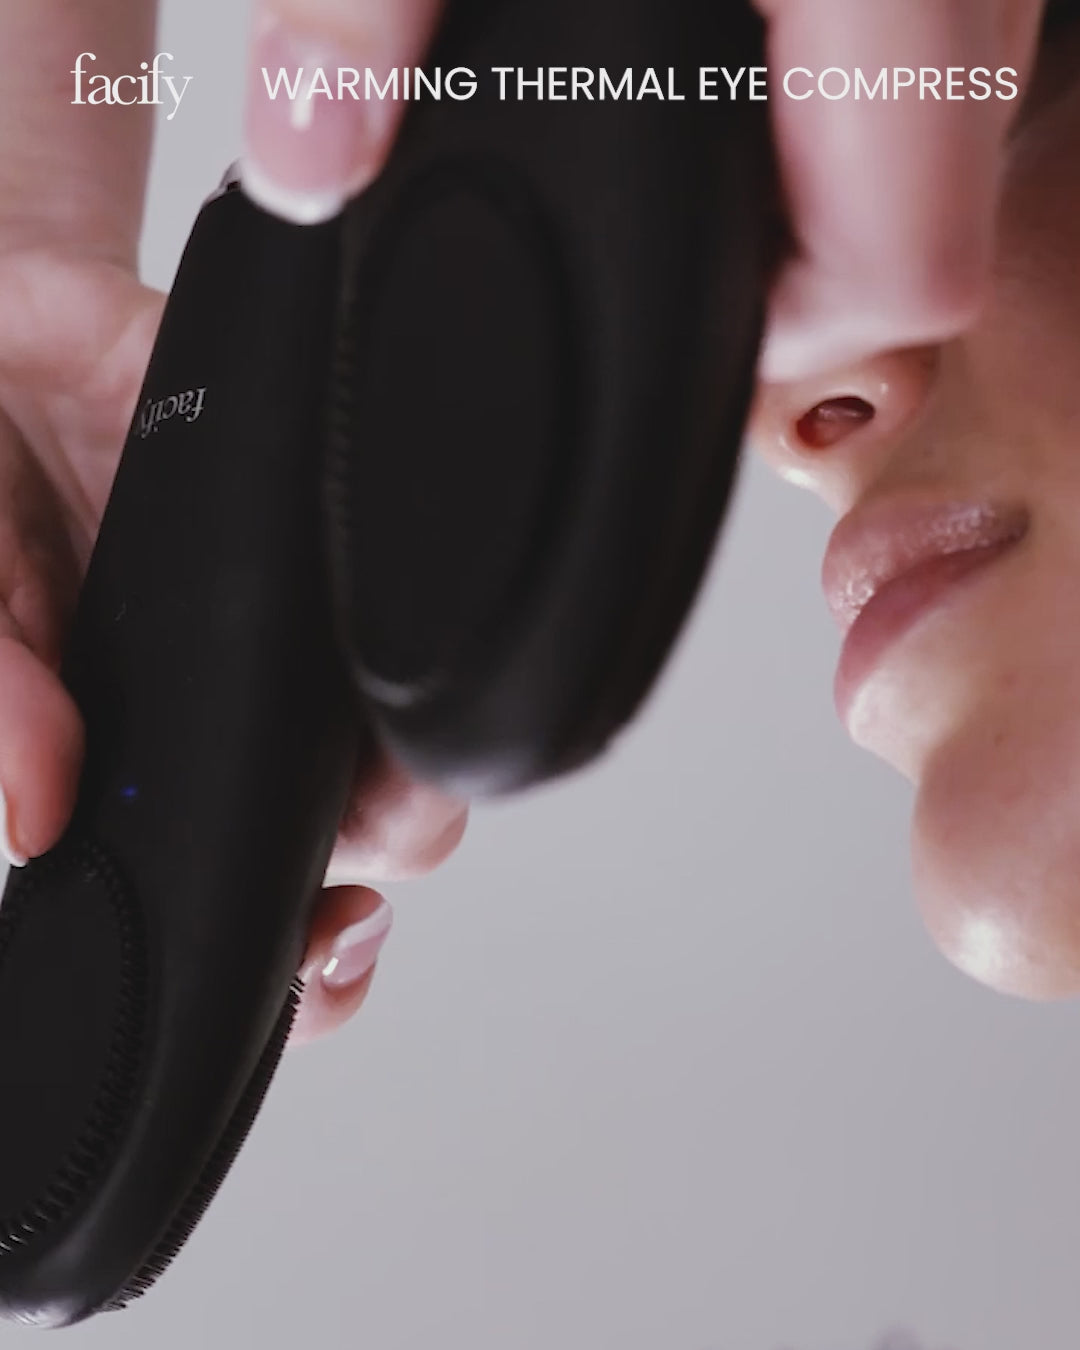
137, 388, 208, 440
71, 52, 193, 121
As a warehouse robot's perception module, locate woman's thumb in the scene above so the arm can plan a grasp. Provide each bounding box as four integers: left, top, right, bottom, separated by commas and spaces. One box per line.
241, 0, 444, 223
0, 636, 83, 872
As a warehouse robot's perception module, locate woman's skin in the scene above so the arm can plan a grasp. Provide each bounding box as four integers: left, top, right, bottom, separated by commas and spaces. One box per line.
0, 0, 1058, 1046
749, 18, 1080, 1000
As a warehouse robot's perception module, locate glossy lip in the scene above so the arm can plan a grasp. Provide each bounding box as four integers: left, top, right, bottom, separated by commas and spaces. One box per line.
823, 498, 1030, 723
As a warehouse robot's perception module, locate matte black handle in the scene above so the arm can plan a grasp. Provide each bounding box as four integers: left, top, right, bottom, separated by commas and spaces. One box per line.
0, 183, 360, 1326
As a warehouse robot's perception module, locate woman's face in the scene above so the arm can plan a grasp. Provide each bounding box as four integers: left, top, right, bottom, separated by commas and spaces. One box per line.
749, 27, 1080, 1000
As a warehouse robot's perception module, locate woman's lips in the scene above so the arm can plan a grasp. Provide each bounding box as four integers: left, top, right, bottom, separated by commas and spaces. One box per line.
822, 500, 1030, 723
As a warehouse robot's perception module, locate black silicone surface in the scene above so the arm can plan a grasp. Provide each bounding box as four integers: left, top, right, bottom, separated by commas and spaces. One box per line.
333, 169, 574, 693
0, 841, 143, 1232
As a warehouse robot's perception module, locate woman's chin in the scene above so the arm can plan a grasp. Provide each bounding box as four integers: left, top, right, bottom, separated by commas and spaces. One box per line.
911, 723, 1080, 1002
912, 872, 1080, 1002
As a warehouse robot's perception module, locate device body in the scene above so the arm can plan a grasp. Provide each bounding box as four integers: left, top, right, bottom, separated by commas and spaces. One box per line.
0, 0, 777, 1326
0, 184, 358, 1326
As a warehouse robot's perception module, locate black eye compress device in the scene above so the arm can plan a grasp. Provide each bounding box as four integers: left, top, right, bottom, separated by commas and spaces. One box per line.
0, 0, 779, 1325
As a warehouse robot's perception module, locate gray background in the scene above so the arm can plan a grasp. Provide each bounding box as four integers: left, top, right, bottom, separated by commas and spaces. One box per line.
9, 1, 1080, 1346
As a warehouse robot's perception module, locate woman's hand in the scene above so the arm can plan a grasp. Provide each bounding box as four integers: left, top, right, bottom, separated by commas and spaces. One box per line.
240, 0, 1048, 380
754, 0, 1047, 381
0, 247, 467, 1047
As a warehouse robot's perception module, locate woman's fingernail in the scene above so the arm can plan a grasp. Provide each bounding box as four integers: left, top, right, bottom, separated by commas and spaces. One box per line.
242, 8, 397, 224
321, 899, 394, 990
0, 786, 27, 869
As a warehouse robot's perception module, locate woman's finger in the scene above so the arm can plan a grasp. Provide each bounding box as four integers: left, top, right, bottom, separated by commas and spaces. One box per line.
0, 253, 165, 546
325, 748, 468, 885
289, 885, 393, 1045
0, 635, 83, 869
756, 0, 1045, 383
0, 259, 166, 873
241, 0, 444, 222
0, 410, 87, 871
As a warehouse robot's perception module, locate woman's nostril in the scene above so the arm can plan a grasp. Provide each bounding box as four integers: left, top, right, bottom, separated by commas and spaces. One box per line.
796, 396, 876, 450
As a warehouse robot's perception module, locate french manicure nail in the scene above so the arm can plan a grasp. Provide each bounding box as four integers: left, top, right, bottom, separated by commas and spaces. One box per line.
321, 899, 393, 990
0, 786, 27, 869
242, 10, 396, 224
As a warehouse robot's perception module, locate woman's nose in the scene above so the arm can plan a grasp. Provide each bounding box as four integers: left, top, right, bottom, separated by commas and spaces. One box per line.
747, 347, 940, 514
